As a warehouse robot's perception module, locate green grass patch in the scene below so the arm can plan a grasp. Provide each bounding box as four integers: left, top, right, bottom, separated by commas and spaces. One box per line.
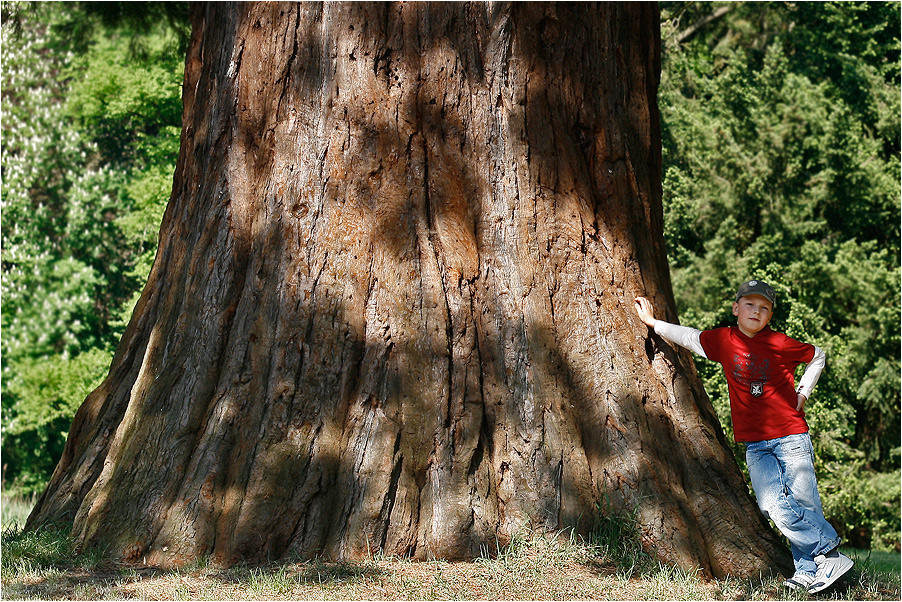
591, 495, 656, 576
1, 518, 109, 584
1, 523, 71, 581
1, 491, 38, 530
848, 548, 901, 576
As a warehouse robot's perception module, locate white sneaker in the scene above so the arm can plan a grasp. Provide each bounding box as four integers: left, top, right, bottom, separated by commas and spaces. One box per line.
783, 572, 816, 591
808, 550, 854, 594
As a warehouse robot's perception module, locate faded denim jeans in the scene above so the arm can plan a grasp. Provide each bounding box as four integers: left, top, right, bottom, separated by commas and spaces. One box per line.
746, 432, 841, 576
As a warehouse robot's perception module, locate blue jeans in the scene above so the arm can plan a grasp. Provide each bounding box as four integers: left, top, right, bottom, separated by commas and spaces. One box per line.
746, 432, 841, 576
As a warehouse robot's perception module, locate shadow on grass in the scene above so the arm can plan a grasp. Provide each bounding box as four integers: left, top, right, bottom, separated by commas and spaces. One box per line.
2, 523, 384, 600
209, 556, 385, 586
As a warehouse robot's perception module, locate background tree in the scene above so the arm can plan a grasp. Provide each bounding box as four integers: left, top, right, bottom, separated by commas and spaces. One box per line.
1, 1, 186, 491
23, 1, 794, 578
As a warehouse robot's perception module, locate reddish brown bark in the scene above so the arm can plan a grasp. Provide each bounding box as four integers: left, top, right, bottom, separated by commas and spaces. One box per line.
29, 1, 792, 578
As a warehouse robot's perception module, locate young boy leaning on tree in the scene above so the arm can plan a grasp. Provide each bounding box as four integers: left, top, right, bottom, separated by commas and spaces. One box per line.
635, 280, 853, 594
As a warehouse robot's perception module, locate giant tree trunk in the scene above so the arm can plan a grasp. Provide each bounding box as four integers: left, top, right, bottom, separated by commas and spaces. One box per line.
28, 1, 792, 578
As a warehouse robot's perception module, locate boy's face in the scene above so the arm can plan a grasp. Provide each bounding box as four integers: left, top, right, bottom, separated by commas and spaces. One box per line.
732, 294, 774, 338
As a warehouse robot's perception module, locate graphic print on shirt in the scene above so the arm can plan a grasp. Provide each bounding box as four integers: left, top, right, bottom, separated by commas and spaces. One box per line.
732, 351, 770, 397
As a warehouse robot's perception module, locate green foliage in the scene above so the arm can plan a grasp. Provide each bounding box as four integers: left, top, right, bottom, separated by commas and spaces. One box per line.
660, 1, 900, 550
2, 349, 110, 493
65, 24, 184, 166
1, 1, 184, 493
818, 457, 901, 552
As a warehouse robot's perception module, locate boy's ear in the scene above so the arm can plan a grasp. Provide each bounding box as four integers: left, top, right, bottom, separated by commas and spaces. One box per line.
732, 302, 740, 316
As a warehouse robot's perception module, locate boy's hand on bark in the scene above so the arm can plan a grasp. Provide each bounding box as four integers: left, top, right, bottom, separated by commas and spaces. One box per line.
635, 297, 657, 328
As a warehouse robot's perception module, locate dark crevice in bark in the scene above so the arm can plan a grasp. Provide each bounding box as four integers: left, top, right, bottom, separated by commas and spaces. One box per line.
276, 6, 301, 117
379, 437, 404, 551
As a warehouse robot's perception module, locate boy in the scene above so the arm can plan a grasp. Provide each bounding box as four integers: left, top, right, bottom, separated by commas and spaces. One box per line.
635, 280, 853, 593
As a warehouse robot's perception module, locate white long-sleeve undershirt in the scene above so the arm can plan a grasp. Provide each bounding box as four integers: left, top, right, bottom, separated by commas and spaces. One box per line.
650, 319, 825, 399
796, 345, 826, 399
653, 320, 708, 358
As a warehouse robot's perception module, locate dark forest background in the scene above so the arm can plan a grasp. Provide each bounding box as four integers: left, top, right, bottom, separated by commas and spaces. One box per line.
2, 1, 899, 551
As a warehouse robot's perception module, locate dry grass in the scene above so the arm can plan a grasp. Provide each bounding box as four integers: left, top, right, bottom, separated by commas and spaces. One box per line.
2, 528, 900, 601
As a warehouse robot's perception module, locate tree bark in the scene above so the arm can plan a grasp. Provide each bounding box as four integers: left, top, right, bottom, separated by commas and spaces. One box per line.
28, 1, 793, 578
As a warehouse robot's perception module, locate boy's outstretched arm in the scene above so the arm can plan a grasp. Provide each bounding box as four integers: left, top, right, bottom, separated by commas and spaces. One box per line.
634, 297, 708, 358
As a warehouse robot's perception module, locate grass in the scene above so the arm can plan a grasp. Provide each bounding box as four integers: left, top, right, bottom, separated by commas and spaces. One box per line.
1, 491, 37, 531
2, 491, 899, 600
848, 548, 901, 575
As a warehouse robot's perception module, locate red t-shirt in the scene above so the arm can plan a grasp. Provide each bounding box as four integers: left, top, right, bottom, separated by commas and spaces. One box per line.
699, 326, 815, 442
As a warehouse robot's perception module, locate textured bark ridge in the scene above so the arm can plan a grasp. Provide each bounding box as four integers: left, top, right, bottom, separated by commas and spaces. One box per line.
28, 1, 793, 578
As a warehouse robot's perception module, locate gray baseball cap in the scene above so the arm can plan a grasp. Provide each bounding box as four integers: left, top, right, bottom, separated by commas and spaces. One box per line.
735, 280, 776, 305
